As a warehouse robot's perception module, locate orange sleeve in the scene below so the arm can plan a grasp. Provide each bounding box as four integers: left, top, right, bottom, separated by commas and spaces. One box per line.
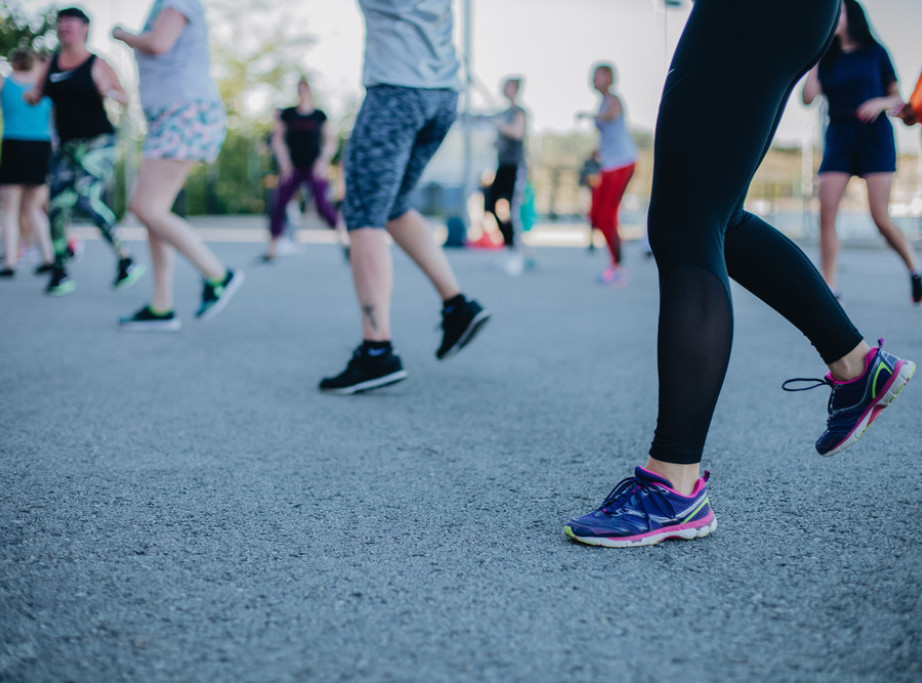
911, 70, 922, 118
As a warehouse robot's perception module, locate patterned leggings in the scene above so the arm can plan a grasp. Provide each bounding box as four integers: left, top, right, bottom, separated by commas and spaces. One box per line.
49, 134, 122, 266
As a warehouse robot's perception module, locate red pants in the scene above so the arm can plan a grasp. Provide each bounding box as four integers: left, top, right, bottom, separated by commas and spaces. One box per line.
589, 162, 635, 265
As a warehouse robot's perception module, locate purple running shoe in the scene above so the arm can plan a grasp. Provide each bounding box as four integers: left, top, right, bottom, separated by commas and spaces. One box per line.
564, 466, 716, 548
783, 339, 915, 456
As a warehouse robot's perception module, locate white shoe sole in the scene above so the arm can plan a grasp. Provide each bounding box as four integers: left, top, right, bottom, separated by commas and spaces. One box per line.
114, 263, 146, 290
119, 319, 182, 332
321, 369, 408, 395
564, 517, 717, 548
822, 359, 916, 457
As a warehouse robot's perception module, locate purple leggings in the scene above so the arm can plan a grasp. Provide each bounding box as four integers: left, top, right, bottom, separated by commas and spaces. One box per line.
270, 167, 338, 237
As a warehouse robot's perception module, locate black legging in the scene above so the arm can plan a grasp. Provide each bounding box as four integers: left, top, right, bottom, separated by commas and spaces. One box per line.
648, 0, 863, 465
485, 163, 521, 248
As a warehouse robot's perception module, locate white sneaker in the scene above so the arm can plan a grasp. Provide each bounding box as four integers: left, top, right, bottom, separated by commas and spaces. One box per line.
276, 236, 305, 256
504, 250, 524, 276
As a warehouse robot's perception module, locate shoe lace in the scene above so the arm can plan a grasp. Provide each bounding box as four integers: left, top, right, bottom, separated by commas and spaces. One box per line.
781, 376, 833, 392
598, 476, 662, 518
782, 376, 837, 416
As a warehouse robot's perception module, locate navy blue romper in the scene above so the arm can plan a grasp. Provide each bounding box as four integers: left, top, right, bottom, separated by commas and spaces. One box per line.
818, 43, 897, 177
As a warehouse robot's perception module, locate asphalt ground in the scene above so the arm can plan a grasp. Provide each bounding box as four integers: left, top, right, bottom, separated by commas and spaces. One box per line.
1, 223, 921, 682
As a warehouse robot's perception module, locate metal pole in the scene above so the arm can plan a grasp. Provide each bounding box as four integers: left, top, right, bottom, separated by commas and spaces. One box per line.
461, 0, 473, 229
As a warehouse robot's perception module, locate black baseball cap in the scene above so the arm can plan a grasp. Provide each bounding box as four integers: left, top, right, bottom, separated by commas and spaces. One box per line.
57, 7, 90, 23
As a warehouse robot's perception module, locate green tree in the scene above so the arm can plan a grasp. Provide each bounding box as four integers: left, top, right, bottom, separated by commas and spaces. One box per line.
180, 0, 318, 214
0, 1, 56, 58
206, 0, 317, 126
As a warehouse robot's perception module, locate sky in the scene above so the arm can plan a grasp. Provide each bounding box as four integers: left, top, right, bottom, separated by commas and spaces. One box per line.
17, 0, 922, 151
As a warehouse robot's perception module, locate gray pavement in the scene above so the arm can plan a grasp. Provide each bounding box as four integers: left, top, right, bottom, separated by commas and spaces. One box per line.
1, 226, 921, 682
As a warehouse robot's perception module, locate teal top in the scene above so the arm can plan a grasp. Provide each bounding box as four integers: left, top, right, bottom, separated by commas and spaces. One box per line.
1, 76, 52, 141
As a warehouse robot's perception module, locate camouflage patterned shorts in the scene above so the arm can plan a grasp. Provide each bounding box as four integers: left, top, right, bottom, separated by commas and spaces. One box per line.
143, 99, 226, 163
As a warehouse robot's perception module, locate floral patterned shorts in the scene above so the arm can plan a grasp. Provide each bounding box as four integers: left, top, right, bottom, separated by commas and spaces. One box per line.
143, 99, 226, 163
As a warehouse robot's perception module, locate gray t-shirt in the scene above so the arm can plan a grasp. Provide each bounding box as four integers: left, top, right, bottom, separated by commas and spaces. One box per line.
359, 0, 460, 90
496, 105, 525, 166
135, 0, 221, 111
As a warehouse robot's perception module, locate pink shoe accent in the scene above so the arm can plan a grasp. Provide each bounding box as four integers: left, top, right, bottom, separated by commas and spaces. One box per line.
636, 466, 708, 497
603, 510, 716, 543
826, 340, 881, 385
598, 266, 627, 286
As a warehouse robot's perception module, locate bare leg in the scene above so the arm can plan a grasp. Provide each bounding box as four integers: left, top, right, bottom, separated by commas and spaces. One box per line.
865, 173, 919, 272
827, 339, 872, 381
817, 172, 849, 290
21, 186, 53, 265
148, 229, 176, 311
643, 459, 701, 496
385, 209, 460, 300
266, 236, 279, 260
129, 158, 225, 283
1, 185, 22, 269
349, 227, 393, 341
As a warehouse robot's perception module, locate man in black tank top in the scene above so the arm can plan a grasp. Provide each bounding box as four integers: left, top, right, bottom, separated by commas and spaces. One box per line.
44, 52, 115, 143
26, 7, 142, 296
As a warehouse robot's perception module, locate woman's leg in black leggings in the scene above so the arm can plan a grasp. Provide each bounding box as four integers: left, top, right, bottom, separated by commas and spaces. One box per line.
647, 0, 850, 466
724, 210, 861, 365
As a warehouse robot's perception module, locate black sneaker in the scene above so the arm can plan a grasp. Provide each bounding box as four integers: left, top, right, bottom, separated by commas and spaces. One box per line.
319, 345, 408, 394
114, 257, 145, 289
34, 262, 54, 275
911, 272, 922, 305
436, 297, 490, 360
195, 269, 245, 320
45, 266, 75, 296
119, 305, 181, 332
65, 240, 82, 262
0, 267, 14, 278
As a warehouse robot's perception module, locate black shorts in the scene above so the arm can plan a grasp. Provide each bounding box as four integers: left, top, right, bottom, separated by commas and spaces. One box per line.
0, 138, 52, 186
818, 118, 896, 177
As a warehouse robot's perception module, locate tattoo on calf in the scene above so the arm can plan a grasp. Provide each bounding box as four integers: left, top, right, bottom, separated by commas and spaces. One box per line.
362, 305, 378, 330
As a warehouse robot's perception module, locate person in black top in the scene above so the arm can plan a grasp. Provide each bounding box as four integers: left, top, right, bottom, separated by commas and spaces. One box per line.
265, 76, 339, 261
26, 7, 142, 296
484, 77, 527, 275
802, 0, 921, 303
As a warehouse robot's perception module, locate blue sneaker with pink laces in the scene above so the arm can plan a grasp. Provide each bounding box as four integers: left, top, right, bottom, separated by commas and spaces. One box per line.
564, 466, 717, 548
782, 339, 915, 456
